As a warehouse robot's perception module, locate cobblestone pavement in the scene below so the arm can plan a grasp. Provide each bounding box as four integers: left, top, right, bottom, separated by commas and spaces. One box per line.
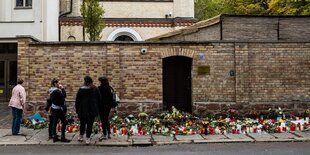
0, 103, 11, 129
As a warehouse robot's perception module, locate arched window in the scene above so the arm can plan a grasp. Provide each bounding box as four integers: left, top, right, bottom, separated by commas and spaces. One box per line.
67, 36, 76, 41
114, 35, 134, 41
107, 28, 142, 41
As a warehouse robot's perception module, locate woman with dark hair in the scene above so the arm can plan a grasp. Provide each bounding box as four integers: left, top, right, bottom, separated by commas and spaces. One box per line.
98, 76, 114, 140
8, 78, 26, 135
75, 76, 101, 145
48, 78, 70, 142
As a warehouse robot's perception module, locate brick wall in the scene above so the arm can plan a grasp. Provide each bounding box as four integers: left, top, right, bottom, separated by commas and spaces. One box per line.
279, 17, 310, 41
158, 16, 310, 42
18, 39, 310, 116
222, 16, 278, 41
165, 24, 221, 41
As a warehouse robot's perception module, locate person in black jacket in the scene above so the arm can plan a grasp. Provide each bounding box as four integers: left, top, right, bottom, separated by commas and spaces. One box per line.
49, 78, 70, 142
75, 76, 101, 145
98, 76, 114, 140
45, 94, 58, 140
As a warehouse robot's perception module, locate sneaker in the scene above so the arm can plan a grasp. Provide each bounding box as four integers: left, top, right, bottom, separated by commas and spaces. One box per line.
108, 134, 111, 139
85, 138, 91, 145
78, 135, 84, 142
61, 138, 71, 143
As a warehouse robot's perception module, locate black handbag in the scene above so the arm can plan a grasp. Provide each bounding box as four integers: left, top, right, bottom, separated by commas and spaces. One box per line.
110, 87, 120, 108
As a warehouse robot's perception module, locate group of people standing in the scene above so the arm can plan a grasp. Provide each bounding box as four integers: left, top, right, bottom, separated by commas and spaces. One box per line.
75, 76, 114, 144
9, 75, 116, 145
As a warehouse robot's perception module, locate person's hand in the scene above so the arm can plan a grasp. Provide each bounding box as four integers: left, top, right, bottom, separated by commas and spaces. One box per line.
58, 84, 63, 89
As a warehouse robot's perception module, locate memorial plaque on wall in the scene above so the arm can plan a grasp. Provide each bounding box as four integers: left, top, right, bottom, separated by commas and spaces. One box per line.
197, 66, 210, 75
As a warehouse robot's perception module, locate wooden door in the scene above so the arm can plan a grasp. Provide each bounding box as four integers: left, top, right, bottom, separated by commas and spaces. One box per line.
163, 56, 192, 113
0, 43, 17, 101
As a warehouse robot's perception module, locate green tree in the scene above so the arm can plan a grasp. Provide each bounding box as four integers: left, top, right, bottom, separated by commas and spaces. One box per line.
195, 0, 269, 20
268, 0, 310, 15
195, 0, 226, 20
223, 0, 268, 15
80, 0, 105, 41
195, 0, 309, 21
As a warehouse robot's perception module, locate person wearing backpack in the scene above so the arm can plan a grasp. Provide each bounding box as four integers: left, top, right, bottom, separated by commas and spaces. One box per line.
98, 76, 114, 140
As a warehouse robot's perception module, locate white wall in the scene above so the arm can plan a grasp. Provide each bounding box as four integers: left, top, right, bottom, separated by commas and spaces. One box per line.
174, 0, 194, 18
102, 2, 174, 18
0, 0, 59, 41
69, 1, 175, 18
0, 0, 10, 21
0, 22, 42, 38
60, 0, 195, 41
43, 0, 59, 41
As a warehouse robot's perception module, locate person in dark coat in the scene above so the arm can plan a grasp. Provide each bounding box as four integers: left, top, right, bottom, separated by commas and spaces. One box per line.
45, 92, 58, 140
75, 76, 101, 145
98, 76, 114, 140
49, 78, 70, 142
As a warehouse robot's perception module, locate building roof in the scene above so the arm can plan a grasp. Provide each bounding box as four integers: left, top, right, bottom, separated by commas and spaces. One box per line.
147, 15, 221, 41
147, 14, 310, 41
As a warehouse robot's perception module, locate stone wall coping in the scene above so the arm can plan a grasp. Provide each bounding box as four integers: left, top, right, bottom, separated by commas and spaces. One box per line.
16, 35, 41, 42
195, 102, 310, 105
194, 102, 236, 105
221, 14, 310, 18
28, 40, 310, 46
63, 99, 162, 104
248, 102, 310, 105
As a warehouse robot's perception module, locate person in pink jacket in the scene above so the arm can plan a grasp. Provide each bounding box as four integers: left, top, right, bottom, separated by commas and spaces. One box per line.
8, 78, 26, 135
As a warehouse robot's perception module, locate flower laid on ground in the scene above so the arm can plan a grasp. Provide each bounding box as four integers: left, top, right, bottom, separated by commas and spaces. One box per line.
23, 107, 310, 136
108, 107, 310, 136
22, 118, 48, 129
22, 112, 48, 130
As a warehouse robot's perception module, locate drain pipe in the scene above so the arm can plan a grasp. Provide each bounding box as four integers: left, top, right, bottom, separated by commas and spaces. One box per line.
58, 0, 73, 41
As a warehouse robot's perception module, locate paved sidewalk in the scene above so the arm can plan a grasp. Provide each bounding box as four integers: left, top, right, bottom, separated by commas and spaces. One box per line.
0, 103, 11, 129
0, 127, 309, 146
1, 103, 310, 146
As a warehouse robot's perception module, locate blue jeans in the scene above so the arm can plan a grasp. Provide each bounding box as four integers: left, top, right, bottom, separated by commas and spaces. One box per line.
11, 107, 23, 135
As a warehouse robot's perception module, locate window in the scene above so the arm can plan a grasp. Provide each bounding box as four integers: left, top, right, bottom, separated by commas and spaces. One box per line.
114, 35, 134, 41
0, 43, 17, 54
107, 28, 143, 41
16, 0, 32, 8
67, 36, 76, 41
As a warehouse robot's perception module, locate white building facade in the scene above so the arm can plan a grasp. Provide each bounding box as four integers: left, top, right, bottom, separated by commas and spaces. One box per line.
0, 0, 59, 101
0, 0, 195, 101
60, 0, 196, 41
0, 0, 59, 42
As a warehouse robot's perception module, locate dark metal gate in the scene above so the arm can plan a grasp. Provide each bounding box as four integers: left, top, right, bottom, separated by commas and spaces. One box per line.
163, 56, 192, 113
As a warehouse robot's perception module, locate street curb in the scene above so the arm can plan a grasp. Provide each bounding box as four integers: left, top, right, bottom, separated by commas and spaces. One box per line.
1, 138, 310, 147
1, 128, 310, 146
